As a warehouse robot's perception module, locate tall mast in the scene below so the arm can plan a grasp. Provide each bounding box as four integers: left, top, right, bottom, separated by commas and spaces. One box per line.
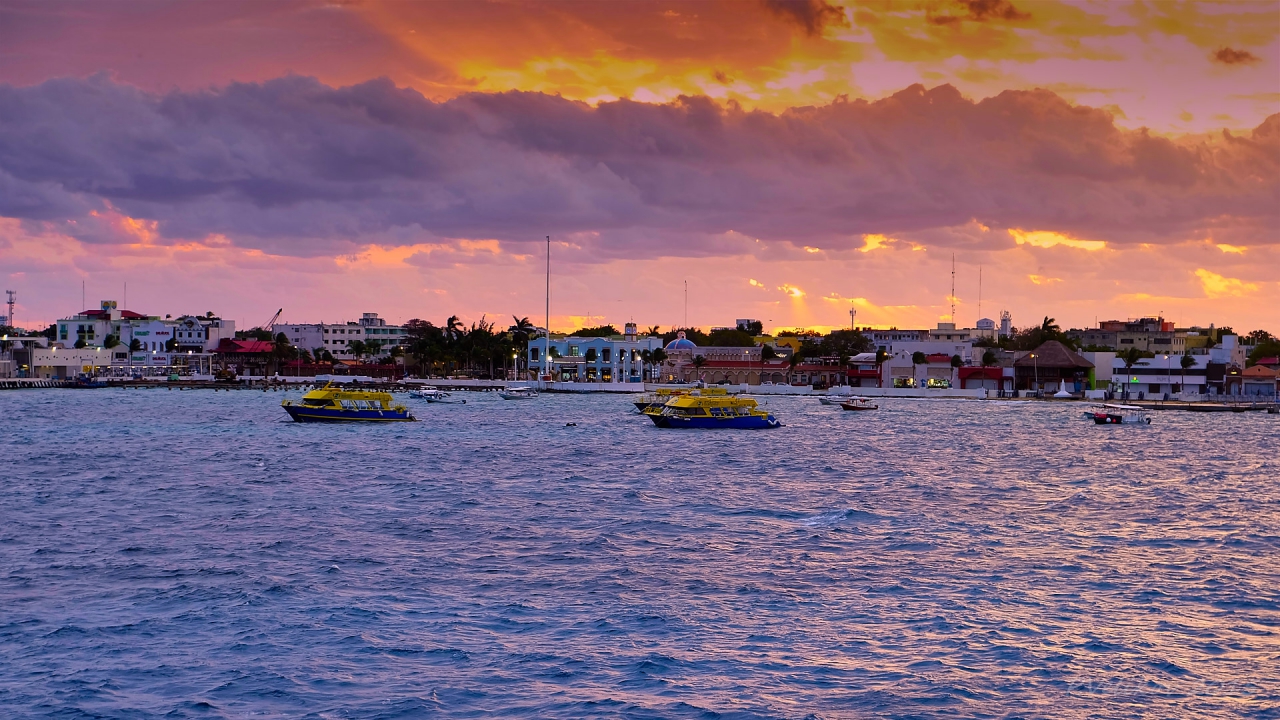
544, 235, 551, 380
977, 266, 982, 323
684, 280, 687, 328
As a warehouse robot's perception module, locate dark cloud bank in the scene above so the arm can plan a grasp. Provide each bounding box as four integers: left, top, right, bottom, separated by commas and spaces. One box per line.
0, 75, 1275, 258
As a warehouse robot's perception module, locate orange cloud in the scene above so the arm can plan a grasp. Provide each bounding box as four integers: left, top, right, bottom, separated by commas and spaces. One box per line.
1010, 229, 1107, 252
1195, 268, 1258, 298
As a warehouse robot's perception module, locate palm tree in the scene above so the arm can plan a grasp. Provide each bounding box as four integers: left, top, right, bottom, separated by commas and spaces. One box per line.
787, 349, 803, 384
646, 325, 661, 337
982, 348, 997, 367
512, 315, 535, 376
640, 348, 652, 382
1180, 351, 1195, 396
874, 348, 889, 387
650, 348, 667, 382
950, 353, 963, 388
692, 354, 707, 382
911, 351, 927, 388
1120, 346, 1143, 396
347, 339, 368, 363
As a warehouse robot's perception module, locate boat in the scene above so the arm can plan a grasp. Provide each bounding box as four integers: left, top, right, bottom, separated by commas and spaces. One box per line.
282, 383, 416, 422
410, 387, 466, 404
817, 396, 840, 405
499, 386, 538, 400
633, 386, 726, 411
840, 397, 878, 411
642, 390, 780, 429
69, 373, 108, 389
1089, 403, 1151, 425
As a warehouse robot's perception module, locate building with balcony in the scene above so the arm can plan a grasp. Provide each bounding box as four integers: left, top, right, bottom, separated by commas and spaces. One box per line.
528, 323, 663, 382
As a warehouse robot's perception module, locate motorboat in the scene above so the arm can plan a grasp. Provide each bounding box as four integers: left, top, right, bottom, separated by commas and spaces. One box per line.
282, 382, 416, 422
817, 396, 839, 405
642, 390, 780, 429
410, 387, 466, 404
1089, 403, 1151, 425
633, 386, 726, 411
840, 397, 878, 411
499, 386, 539, 400
69, 373, 108, 389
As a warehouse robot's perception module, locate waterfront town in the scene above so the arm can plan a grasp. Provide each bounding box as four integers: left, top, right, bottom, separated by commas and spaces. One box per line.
2, 297, 1277, 399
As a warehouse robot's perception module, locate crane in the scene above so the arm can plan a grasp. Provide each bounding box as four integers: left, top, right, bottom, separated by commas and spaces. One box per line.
254, 308, 283, 340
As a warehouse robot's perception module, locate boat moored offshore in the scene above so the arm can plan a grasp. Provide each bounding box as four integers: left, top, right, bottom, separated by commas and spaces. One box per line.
633, 386, 727, 411
643, 390, 780, 429
410, 387, 466, 404
282, 383, 416, 422
499, 386, 539, 400
1089, 404, 1151, 425
840, 397, 878, 411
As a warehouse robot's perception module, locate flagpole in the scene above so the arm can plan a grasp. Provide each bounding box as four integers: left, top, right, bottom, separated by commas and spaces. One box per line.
544, 235, 551, 382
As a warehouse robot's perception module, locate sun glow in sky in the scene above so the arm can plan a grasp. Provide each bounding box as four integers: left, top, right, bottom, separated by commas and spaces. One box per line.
0, 0, 1276, 333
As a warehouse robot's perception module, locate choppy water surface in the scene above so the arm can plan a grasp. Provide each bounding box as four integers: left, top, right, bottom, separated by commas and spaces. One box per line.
1, 389, 1277, 718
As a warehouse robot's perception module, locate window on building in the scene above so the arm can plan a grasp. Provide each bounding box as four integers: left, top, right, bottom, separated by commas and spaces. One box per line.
530, 347, 539, 361
569, 345, 579, 356
602, 348, 612, 362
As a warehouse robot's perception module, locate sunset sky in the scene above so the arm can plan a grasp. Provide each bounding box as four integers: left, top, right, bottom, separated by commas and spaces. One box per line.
1, 0, 1276, 333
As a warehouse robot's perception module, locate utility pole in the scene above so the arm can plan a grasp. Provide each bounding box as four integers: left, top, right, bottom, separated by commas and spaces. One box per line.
850, 304, 856, 332
684, 280, 688, 328
977, 266, 982, 323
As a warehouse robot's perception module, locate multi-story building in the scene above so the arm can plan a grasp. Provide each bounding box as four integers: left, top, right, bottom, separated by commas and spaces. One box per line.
1068, 317, 1186, 353
274, 312, 406, 360
54, 302, 235, 354
529, 323, 663, 382
867, 328, 929, 352
357, 313, 408, 351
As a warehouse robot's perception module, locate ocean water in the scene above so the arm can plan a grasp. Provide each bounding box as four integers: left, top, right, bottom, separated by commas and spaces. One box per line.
1, 388, 1277, 719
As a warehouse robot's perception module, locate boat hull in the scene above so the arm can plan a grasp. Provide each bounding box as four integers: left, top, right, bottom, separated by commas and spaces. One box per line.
840, 403, 878, 411
1092, 413, 1150, 425
647, 413, 779, 429
284, 405, 415, 422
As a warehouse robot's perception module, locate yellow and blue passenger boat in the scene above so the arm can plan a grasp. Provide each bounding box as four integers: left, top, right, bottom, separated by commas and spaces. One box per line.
282, 383, 416, 422
632, 386, 727, 411
643, 390, 780, 429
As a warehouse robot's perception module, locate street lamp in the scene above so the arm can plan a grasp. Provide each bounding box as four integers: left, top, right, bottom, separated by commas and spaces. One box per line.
1030, 352, 1038, 393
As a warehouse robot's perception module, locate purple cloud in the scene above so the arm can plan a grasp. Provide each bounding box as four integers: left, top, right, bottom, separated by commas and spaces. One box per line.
0, 75, 1276, 260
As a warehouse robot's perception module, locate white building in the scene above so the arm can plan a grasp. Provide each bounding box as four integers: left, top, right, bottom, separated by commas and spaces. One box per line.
529, 323, 663, 382
273, 313, 406, 360
1111, 354, 1210, 397
55, 302, 234, 354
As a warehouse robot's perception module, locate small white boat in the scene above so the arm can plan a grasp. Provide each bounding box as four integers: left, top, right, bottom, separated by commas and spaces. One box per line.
410, 387, 466, 404
1089, 403, 1151, 424
499, 386, 539, 400
818, 396, 840, 405
840, 397, 879, 411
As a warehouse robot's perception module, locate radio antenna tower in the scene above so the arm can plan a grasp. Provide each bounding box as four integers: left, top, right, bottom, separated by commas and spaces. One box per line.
977, 266, 982, 322
950, 254, 956, 322
5, 290, 14, 329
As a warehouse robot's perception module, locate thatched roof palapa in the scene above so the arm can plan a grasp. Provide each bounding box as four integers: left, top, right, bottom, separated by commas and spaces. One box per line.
1013, 341, 1094, 369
